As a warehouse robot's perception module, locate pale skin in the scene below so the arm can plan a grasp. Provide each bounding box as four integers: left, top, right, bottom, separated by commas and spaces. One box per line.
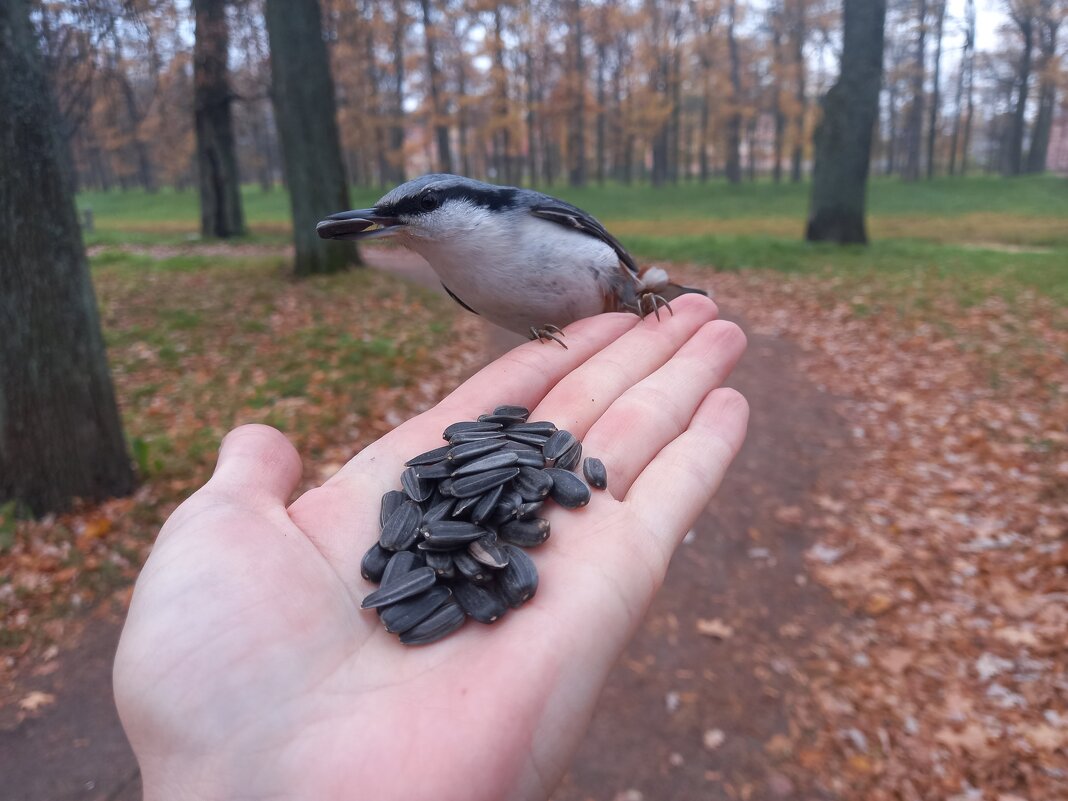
114, 294, 749, 801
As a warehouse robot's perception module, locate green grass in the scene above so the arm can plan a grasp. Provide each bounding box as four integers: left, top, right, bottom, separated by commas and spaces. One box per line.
78, 175, 1068, 301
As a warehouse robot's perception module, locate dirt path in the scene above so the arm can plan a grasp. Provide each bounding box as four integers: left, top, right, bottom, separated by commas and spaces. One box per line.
1, 250, 851, 800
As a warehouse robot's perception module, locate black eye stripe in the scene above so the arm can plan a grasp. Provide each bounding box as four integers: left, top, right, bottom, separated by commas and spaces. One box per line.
380, 185, 519, 217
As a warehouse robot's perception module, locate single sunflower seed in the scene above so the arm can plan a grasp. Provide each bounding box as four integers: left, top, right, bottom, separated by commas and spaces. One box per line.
451, 450, 520, 477
380, 586, 453, 634
380, 500, 422, 551
442, 420, 503, 439
505, 421, 558, 437
404, 444, 452, 467
361, 566, 437, 609
505, 430, 550, 447
399, 599, 466, 645
514, 465, 553, 501
515, 500, 544, 520
470, 484, 504, 525
401, 467, 434, 502
554, 441, 583, 472
513, 449, 547, 468
450, 467, 521, 498
478, 412, 528, 425
446, 438, 507, 464
453, 550, 493, 584
583, 457, 608, 490
544, 467, 592, 509
499, 517, 551, 547
447, 429, 507, 445
468, 536, 510, 568
421, 495, 455, 524
360, 542, 392, 583
379, 490, 407, 528
451, 579, 508, 623
412, 461, 453, 480
498, 545, 539, 607
450, 492, 482, 518
424, 549, 456, 578
381, 550, 421, 586
492, 404, 530, 419
420, 520, 487, 548
543, 430, 578, 462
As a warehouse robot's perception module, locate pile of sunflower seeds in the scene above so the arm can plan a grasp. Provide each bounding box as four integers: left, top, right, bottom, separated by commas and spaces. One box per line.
360, 404, 609, 646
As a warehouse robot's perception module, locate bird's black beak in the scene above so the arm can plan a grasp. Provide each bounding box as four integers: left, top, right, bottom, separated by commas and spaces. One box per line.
316, 208, 404, 241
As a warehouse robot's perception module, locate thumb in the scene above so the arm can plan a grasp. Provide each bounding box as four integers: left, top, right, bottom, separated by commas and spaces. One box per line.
207, 424, 303, 508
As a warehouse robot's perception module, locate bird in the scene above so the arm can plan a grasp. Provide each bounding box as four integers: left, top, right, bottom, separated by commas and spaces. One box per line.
315, 174, 707, 347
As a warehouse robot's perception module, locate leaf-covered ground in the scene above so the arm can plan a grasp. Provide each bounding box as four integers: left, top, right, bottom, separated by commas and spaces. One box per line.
673, 263, 1068, 800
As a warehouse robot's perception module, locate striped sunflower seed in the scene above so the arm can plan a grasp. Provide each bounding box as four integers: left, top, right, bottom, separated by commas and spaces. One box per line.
514, 465, 553, 501
505, 430, 550, 447
543, 429, 578, 462
453, 550, 493, 584
421, 495, 455, 524
401, 467, 434, 502
447, 429, 507, 445
505, 421, 558, 437
498, 545, 539, 607
492, 404, 530, 419
361, 566, 437, 609
468, 536, 510, 569
446, 438, 507, 464
544, 467, 592, 509
450, 466, 520, 498
470, 484, 505, 525
404, 444, 452, 467
478, 412, 528, 425
442, 420, 503, 439
412, 461, 453, 480
381, 550, 421, 586
515, 500, 544, 520
379, 500, 422, 551
360, 542, 392, 583
513, 449, 547, 468
450, 492, 482, 517
500, 517, 550, 547
399, 599, 466, 645
379, 490, 407, 528
380, 586, 453, 634
451, 579, 508, 623
451, 450, 520, 477
424, 550, 456, 578
420, 520, 487, 548
555, 441, 582, 472
583, 457, 608, 490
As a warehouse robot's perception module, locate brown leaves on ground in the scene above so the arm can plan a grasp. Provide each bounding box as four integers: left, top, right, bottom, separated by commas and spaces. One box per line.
673, 264, 1068, 801
0, 259, 483, 683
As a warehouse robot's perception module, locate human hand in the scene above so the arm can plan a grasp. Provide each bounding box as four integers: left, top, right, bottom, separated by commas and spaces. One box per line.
114, 295, 748, 801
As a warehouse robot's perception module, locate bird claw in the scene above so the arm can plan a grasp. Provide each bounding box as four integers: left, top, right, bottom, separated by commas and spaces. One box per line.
529, 325, 568, 349
637, 291, 673, 321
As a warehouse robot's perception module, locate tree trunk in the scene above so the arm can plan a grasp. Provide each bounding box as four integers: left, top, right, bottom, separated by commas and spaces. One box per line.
772, 12, 786, 183
903, 0, 926, 181
420, 0, 452, 174
806, 0, 886, 244
960, 0, 976, 176
1008, 9, 1033, 176
596, 36, 607, 185
725, 0, 743, 185
264, 0, 359, 276
567, 0, 586, 187
457, 46, 471, 179
925, 0, 945, 178
948, 0, 973, 176
390, 0, 406, 184
1026, 12, 1060, 174
790, 0, 807, 182
0, 0, 134, 516
193, 0, 246, 237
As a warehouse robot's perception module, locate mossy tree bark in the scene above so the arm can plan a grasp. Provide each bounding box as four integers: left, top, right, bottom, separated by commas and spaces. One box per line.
193, 0, 246, 239
0, 0, 135, 515
264, 0, 358, 275
805, 0, 886, 245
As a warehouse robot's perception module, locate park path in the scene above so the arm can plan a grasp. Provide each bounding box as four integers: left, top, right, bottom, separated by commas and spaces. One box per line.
0, 249, 851, 801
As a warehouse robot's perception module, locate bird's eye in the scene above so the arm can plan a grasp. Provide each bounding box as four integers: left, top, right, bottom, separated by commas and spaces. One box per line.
420, 192, 440, 212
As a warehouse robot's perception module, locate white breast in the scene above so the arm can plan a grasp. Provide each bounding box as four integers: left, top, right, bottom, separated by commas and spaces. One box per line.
401, 204, 621, 335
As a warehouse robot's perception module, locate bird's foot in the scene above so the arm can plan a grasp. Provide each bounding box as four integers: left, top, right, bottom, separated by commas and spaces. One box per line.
635, 290, 674, 322
528, 324, 568, 349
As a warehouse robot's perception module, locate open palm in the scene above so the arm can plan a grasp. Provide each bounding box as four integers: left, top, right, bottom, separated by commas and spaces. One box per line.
114, 295, 748, 801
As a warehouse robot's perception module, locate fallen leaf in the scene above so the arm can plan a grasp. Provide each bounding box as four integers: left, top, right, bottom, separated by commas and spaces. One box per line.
703, 728, 727, 750
19, 691, 56, 711
696, 618, 734, 639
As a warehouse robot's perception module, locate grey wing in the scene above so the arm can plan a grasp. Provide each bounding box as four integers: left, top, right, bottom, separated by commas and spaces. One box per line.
528, 201, 640, 277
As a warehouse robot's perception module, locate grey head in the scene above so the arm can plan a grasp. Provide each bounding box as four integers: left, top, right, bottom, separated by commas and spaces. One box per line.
315, 174, 526, 244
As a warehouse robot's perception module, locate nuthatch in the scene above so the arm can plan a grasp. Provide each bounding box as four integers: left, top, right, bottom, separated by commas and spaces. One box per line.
316, 174, 707, 346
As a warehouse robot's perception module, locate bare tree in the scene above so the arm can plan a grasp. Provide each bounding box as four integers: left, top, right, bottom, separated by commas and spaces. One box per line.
925, 0, 946, 177
1026, 0, 1063, 173
1006, 0, 1035, 175
948, 0, 976, 175
903, 0, 927, 181
725, 0, 743, 184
